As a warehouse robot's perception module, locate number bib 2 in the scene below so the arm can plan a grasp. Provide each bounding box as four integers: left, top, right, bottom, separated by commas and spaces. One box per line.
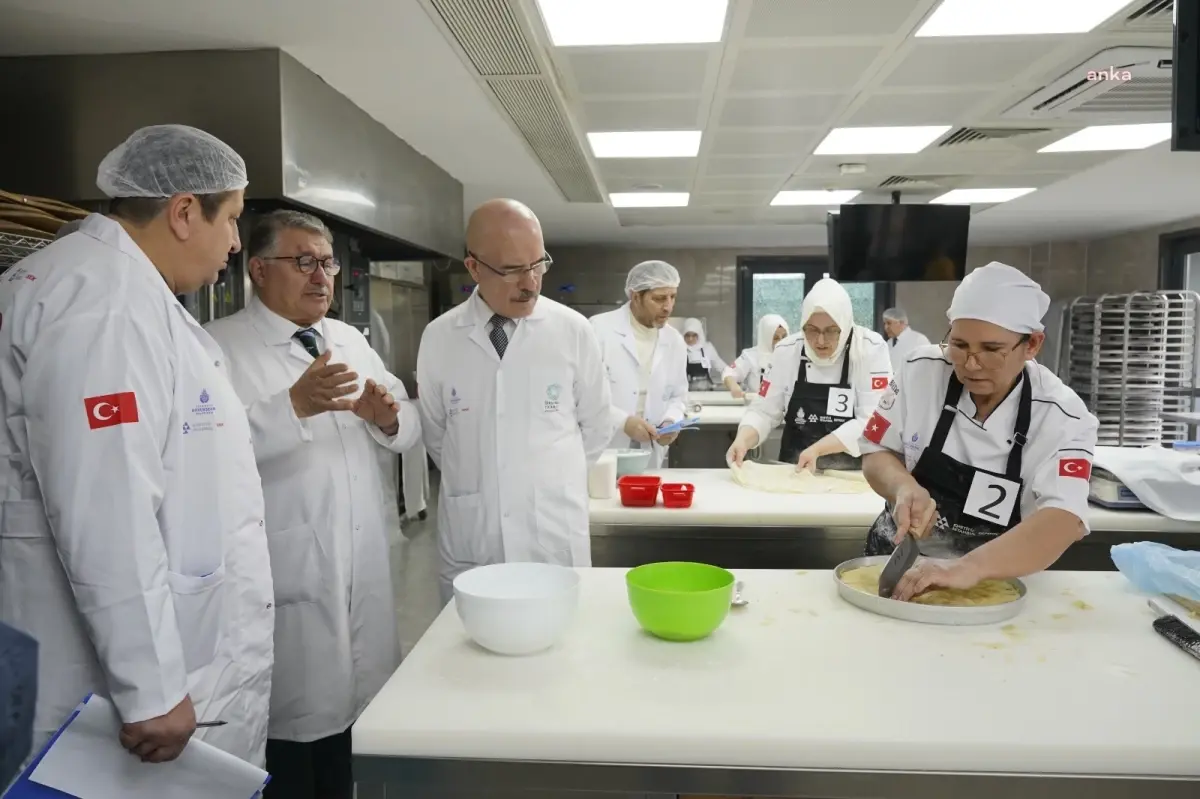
963, 471, 1021, 525
826, 387, 855, 418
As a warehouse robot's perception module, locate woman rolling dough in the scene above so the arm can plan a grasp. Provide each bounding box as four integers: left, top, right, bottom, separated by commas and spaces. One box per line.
722, 314, 788, 399
859, 262, 1099, 602
728, 278, 891, 472
682, 318, 727, 391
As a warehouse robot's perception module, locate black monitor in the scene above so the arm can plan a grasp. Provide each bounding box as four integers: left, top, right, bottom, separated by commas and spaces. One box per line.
1173, 0, 1200, 151
830, 203, 970, 282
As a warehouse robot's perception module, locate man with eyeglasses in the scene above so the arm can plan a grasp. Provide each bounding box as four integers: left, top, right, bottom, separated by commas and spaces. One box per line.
859, 262, 1099, 602
205, 209, 422, 799
416, 198, 619, 604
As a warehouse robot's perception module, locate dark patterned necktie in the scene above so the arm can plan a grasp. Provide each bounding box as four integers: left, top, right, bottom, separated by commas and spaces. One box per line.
294, 327, 321, 359
489, 314, 510, 359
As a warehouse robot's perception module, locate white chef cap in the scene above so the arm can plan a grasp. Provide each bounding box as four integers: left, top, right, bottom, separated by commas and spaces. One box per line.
625, 259, 680, 298
97, 124, 249, 199
948, 261, 1050, 334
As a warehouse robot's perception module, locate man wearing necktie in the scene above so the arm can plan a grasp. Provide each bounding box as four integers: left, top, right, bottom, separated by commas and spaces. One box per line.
416, 199, 621, 604
205, 210, 422, 799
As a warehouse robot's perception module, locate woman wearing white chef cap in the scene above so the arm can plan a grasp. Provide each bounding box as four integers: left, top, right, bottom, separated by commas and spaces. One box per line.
860, 262, 1099, 602
729, 278, 892, 471
722, 314, 788, 399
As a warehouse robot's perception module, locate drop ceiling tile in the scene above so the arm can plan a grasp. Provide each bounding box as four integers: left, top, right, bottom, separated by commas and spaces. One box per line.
708, 128, 822, 156
566, 50, 712, 96
718, 95, 845, 127
955, 173, 1067, 189
882, 41, 1051, 88
602, 175, 693, 193
846, 90, 982, 126
581, 97, 702, 131
781, 174, 882, 191
730, 46, 881, 92
905, 149, 1024, 173
797, 155, 913, 176
762, 206, 832, 225
704, 156, 798, 177
597, 158, 698, 180
1002, 150, 1124, 172
693, 192, 771, 207
695, 175, 783, 192
743, 0, 925, 38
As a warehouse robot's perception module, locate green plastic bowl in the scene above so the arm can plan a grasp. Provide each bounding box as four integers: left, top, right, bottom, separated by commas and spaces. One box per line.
625, 561, 735, 641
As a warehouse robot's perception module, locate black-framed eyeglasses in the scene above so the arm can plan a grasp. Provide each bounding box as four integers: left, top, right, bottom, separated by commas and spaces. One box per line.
262, 255, 341, 276
467, 251, 552, 284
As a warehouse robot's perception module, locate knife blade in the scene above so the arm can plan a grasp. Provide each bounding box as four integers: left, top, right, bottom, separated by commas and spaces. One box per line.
878, 535, 920, 599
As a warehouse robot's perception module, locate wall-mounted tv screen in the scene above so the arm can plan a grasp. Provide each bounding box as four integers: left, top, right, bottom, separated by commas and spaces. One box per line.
1173, 0, 1199, 151
830, 204, 970, 282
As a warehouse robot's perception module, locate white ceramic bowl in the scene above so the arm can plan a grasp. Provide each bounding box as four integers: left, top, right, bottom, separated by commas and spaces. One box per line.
615, 448, 652, 477
452, 563, 581, 656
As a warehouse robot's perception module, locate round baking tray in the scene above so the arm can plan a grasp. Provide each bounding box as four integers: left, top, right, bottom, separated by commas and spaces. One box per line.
833, 556, 1027, 626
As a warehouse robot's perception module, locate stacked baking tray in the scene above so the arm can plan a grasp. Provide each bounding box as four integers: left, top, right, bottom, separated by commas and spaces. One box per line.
0, 189, 90, 271
1064, 291, 1199, 446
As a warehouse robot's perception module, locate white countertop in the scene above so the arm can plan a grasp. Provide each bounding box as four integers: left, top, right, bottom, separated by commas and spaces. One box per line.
354, 568, 1200, 777
690, 405, 745, 426
687, 390, 746, 406
590, 468, 1200, 532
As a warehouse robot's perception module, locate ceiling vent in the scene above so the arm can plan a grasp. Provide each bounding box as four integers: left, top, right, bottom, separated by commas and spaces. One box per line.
1124, 0, 1174, 32
937, 127, 1052, 147
878, 175, 953, 189
425, 0, 603, 202
1001, 46, 1172, 122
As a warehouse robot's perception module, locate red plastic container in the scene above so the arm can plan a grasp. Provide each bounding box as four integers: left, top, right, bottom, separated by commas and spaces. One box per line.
617, 475, 662, 507
660, 482, 695, 509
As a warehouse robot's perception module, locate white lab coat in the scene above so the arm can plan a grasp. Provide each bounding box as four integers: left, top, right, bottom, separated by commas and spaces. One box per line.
591, 305, 689, 468
0, 215, 273, 764
417, 291, 618, 603
205, 296, 421, 742
889, 326, 932, 373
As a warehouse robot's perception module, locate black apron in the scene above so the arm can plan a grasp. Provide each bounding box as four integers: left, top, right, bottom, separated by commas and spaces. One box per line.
687, 349, 714, 391
865, 368, 1032, 557
779, 330, 861, 471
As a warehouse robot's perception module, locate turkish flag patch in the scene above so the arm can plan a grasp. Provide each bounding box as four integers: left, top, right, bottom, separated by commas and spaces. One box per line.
863, 411, 891, 444
758, 380, 771, 397
1058, 458, 1091, 480
84, 392, 139, 430
871, 376, 888, 390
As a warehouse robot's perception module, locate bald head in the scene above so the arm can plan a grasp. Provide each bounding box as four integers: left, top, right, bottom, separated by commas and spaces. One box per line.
464, 198, 547, 318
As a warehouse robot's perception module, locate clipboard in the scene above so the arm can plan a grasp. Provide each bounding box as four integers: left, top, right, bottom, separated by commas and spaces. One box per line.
3, 696, 87, 798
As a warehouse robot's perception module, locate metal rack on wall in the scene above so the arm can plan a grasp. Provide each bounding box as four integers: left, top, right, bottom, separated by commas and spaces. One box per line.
1061, 291, 1199, 446
0, 232, 51, 271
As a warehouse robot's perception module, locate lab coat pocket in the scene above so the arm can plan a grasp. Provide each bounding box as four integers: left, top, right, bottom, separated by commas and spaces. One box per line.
265, 524, 323, 606
166, 565, 226, 674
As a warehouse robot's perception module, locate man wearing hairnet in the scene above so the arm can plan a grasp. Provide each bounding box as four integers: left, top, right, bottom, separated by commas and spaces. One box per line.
0, 125, 274, 768
860, 262, 1099, 601
591, 261, 689, 468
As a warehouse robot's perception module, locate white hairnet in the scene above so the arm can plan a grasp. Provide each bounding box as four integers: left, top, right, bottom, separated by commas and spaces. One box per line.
625, 260, 680, 298
97, 124, 248, 199
801, 278, 856, 367
948, 261, 1050, 334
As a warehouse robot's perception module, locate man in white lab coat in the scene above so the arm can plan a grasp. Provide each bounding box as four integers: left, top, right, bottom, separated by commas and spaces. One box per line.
416, 199, 619, 604
883, 307, 931, 373
205, 210, 421, 799
590, 261, 689, 468
0, 125, 274, 767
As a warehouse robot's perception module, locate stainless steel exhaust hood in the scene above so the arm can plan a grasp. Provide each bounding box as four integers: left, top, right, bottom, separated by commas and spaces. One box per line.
0, 49, 463, 258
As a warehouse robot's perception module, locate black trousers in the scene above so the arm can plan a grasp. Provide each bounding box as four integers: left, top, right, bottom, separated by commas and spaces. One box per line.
264, 727, 353, 799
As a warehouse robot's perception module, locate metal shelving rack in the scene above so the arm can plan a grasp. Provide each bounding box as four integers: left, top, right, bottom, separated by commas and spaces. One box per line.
1061, 291, 1199, 446
0, 231, 51, 271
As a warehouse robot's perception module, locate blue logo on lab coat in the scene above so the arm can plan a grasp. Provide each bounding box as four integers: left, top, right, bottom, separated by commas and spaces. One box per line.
199, 389, 209, 404
182, 422, 190, 434
547, 384, 561, 401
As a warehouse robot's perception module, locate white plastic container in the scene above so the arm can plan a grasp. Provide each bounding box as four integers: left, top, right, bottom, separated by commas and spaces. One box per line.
452, 563, 581, 656
588, 451, 618, 499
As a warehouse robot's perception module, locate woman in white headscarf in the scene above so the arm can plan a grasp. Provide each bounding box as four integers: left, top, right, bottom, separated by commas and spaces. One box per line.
859, 262, 1098, 602
681, 317, 727, 391
722, 314, 788, 398
729, 278, 892, 472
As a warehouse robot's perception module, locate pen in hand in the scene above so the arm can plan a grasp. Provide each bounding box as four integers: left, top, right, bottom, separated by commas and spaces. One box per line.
195, 721, 227, 728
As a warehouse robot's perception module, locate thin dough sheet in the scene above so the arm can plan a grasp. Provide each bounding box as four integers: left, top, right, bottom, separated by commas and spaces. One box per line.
842, 564, 1020, 607
730, 461, 873, 494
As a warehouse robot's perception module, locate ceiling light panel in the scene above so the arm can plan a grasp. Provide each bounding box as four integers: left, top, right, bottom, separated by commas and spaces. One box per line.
610, 192, 690, 208
771, 190, 862, 206
588, 131, 702, 159
1039, 123, 1172, 152
930, 188, 1036, 204
536, 0, 729, 47
915, 0, 1130, 37
814, 126, 951, 155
